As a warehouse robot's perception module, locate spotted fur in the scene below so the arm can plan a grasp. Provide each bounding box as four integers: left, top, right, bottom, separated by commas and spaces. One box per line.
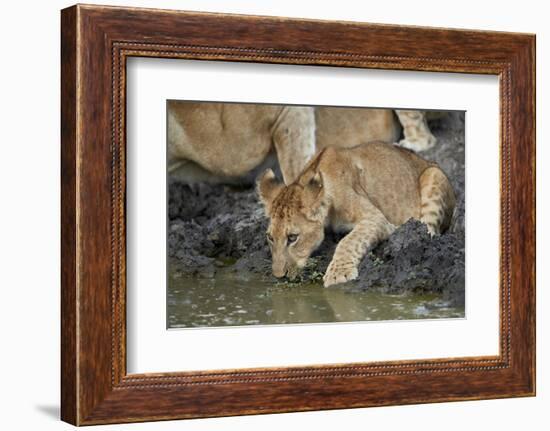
258, 142, 455, 287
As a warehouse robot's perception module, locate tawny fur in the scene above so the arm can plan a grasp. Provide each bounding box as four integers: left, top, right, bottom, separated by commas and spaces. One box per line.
168, 101, 438, 185
395, 110, 438, 151
258, 142, 455, 287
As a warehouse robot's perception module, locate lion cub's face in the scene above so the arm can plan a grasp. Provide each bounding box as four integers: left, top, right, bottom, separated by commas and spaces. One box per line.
257, 169, 327, 280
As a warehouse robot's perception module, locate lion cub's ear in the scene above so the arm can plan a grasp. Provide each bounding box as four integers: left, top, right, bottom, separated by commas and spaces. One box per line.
302, 171, 326, 221
307, 171, 323, 192
257, 169, 283, 213
300, 170, 323, 198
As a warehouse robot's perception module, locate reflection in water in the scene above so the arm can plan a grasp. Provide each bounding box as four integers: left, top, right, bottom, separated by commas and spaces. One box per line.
167, 265, 464, 329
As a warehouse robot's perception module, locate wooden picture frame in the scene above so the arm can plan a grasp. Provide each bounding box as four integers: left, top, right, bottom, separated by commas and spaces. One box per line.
61, 4, 535, 425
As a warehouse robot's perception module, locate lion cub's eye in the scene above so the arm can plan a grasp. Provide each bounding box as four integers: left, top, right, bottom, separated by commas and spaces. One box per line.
266, 233, 273, 243
287, 234, 299, 245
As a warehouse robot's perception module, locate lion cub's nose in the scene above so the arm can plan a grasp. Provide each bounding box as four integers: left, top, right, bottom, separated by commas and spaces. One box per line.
272, 266, 287, 279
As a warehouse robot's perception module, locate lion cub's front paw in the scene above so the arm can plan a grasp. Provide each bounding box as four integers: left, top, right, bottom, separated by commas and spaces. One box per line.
323, 262, 358, 287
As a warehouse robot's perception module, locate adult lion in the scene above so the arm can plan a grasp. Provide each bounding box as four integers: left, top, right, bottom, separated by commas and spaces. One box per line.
168, 101, 436, 185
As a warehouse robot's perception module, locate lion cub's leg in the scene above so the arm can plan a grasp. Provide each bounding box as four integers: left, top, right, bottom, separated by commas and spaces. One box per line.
395, 110, 437, 152
419, 167, 456, 235
323, 209, 395, 288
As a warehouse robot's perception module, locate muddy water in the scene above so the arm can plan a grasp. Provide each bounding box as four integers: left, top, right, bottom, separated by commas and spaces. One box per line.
167, 264, 465, 329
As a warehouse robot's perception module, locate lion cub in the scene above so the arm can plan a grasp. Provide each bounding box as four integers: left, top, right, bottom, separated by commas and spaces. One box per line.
257, 142, 455, 287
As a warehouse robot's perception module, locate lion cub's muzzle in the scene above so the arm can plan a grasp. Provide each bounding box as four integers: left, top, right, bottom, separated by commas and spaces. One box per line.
272, 264, 286, 279
272, 262, 301, 281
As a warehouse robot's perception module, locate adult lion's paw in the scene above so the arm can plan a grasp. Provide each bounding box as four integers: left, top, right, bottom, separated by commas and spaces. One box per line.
323, 262, 358, 287
398, 134, 437, 152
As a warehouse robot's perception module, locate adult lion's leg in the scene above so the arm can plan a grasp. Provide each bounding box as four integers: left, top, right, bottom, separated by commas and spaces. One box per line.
418, 167, 456, 235
395, 110, 437, 151
323, 209, 395, 288
272, 107, 316, 184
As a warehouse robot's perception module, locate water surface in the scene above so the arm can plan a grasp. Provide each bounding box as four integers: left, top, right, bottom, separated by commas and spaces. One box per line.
167, 264, 464, 328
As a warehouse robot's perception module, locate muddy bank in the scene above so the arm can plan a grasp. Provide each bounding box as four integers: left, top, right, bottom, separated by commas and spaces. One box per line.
168, 112, 465, 307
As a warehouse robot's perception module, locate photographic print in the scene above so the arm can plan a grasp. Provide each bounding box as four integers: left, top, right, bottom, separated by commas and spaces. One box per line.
61, 6, 536, 423
167, 102, 465, 328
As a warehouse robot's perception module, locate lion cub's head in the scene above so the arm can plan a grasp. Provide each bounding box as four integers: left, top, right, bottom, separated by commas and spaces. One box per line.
257, 168, 328, 280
